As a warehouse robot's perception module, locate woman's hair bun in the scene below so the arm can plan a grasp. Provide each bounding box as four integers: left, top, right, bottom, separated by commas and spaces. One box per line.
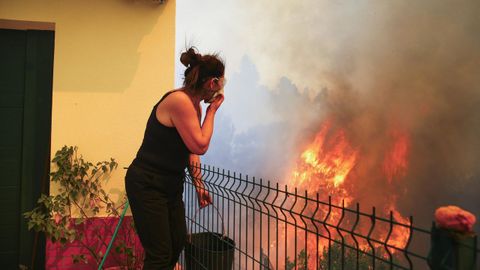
181, 46, 225, 91
180, 47, 202, 68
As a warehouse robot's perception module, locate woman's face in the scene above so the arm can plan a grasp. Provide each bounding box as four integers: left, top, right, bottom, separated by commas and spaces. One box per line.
203, 76, 226, 103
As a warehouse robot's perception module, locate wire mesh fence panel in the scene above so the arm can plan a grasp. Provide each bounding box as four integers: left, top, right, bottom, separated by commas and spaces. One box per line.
177, 163, 478, 270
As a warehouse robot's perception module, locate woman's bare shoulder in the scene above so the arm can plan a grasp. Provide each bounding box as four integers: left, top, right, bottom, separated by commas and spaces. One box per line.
162, 90, 195, 112
158, 90, 186, 105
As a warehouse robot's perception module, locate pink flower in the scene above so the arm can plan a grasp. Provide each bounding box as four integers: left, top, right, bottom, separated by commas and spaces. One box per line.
435, 205, 476, 233
54, 213, 62, 224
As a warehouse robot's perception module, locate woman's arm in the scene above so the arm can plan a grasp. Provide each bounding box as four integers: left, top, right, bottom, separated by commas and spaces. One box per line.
169, 92, 224, 155
188, 154, 212, 208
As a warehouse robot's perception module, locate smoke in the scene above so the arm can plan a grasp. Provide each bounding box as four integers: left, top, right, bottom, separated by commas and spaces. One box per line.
203, 56, 325, 181
232, 0, 480, 226
178, 1, 480, 228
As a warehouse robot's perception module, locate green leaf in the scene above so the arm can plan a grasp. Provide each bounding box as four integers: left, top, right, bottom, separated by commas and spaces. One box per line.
78, 218, 85, 225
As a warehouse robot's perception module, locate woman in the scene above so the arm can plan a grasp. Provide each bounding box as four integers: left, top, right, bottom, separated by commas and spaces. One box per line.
125, 47, 225, 269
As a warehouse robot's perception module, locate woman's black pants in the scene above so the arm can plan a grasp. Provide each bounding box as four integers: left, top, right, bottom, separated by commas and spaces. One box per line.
125, 165, 187, 270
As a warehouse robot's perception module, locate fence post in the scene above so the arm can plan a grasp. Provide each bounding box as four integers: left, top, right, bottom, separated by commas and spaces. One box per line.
428, 224, 477, 270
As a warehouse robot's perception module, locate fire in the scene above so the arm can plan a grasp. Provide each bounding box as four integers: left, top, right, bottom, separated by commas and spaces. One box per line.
387, 208, 411, 252
292, 121, 358, 189
289, 119, 411, 267
302, 150, 318, 167
383, 129, 410, 183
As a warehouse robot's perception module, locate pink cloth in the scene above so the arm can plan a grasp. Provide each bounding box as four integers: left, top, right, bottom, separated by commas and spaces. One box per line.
46, 216, 143, 269
434, 205, 476, 233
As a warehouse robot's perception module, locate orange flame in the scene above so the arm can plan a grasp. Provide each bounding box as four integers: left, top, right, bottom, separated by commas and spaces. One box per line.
292, 121, 358, 190
382, 129, 411, 252
288, 120, 411, 267
383, 129, 410, 183
387, 208, 411, 252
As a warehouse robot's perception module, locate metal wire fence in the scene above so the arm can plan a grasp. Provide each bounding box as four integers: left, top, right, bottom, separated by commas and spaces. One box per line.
175, 163, 478, 270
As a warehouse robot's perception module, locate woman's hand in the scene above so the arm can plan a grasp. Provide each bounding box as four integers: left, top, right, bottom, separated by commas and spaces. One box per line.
207, 94, 224, 112
196, 188, 213, 209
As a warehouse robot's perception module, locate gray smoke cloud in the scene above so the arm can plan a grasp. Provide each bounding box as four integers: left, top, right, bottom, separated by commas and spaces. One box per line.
178, 1, 480, 229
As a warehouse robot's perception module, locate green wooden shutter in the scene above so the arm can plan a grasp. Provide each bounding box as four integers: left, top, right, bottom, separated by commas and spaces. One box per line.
0, 28, 54, 269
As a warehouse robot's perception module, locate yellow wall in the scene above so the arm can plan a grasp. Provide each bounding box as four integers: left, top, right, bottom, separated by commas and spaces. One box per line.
0, 0, 176, 214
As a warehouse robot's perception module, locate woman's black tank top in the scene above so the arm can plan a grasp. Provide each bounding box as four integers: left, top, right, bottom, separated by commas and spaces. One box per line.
131, 91, 190, 175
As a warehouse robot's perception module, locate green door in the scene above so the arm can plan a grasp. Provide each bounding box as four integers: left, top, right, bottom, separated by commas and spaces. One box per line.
0, 28, 54, 269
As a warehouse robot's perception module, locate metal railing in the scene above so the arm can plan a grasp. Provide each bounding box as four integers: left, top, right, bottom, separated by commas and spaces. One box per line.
176, 163, 478, 270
